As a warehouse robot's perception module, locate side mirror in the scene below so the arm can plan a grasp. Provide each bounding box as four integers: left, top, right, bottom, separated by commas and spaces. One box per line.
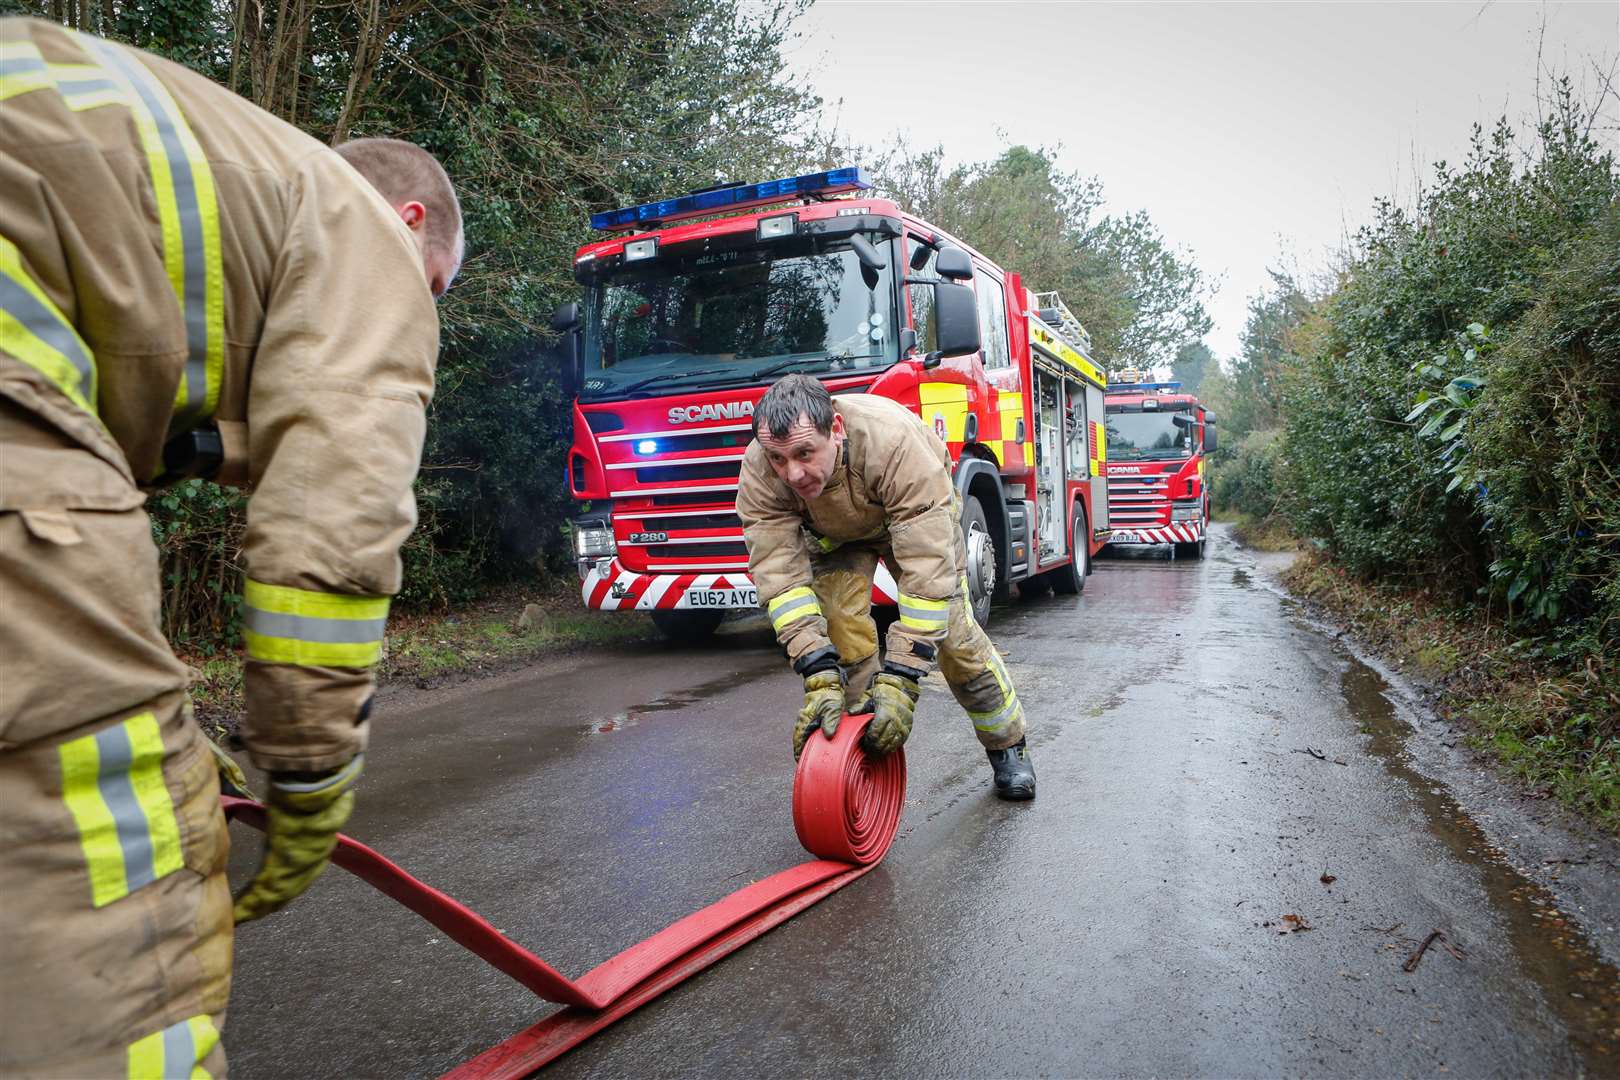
935, 246, 973, 281
1204, 413, 1217, 453
550, 301, 579, 332
930, 281, 981, 360
550, 300, 583, 397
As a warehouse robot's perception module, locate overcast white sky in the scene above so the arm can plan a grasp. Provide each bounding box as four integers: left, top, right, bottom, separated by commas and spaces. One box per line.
781, 1, 1618, 364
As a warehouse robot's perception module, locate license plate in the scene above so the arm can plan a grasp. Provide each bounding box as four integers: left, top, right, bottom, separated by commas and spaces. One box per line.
684, 587, 757, 608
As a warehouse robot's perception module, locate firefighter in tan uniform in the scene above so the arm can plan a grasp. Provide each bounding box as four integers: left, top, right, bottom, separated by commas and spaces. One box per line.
0, 18, 461, 1077
737, 374, 1036, 800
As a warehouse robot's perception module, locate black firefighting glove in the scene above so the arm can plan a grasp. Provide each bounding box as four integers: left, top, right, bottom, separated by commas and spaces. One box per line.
793, 646, 845, 760
859, 662, 923, 757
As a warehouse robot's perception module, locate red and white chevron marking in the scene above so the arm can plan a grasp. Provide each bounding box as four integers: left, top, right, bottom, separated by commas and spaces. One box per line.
1108, 523, 1205, 546
580, 559, 902, 610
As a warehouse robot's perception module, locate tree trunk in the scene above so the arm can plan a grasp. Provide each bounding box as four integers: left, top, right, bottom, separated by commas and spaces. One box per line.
329, 0, 380, 146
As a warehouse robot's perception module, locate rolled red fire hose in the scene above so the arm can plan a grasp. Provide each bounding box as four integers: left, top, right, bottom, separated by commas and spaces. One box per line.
223, 713, 904, 1077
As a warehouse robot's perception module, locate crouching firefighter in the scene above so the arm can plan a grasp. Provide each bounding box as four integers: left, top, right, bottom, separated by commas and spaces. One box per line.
0, 17, 461, 1076
736, 374, 1035, 799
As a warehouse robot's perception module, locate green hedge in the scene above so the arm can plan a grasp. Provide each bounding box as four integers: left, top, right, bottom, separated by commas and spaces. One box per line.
1278, 88, 1618, 655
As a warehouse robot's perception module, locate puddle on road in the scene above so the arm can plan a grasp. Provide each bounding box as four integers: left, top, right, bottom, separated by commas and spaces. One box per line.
1342, 660, 1619, 1069
577, 657, 779, 736
1231, 567, 1253, 589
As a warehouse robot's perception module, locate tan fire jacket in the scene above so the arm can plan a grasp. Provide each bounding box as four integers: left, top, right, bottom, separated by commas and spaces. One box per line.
736, 394, 961, 673
0, 18, 439, 771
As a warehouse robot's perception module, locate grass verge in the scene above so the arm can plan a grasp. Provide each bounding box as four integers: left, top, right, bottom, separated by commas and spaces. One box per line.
1282, 551, 1619, 835
1221, 511, 1303, 553
184, 579, 656, 739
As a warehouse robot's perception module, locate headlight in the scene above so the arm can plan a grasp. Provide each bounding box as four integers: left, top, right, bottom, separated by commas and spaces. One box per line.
573, 525, 617, 558
1171, 501, 1203, 522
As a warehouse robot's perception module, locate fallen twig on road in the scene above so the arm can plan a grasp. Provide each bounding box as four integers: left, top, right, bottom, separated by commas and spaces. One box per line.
1403, 929, 1462, 972
1291, 746, 1349, 766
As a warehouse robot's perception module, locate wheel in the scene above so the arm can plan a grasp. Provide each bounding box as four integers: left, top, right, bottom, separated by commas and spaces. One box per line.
1174, 536, 1206, 560
1052, 506, 1088, 594
960, 494, 996, 626
650, 608, 724, 640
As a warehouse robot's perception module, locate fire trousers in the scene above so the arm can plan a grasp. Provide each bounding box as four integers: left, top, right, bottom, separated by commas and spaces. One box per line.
0, 389, 232, 1078
809, 541, 1026, 751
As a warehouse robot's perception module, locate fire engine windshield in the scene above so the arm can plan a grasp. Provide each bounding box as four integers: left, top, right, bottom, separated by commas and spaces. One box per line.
1105, 407, 1195, 460
578, 234, 896, 401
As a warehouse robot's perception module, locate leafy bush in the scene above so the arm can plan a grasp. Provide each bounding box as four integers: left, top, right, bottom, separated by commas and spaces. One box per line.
147, 480, 247, 651
1279, 85, 1618, 626
1210, 428, 1283, 522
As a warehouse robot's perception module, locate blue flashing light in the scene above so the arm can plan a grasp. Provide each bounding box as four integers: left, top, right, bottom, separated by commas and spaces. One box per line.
591, 167, 872, 232
636, 439, 659, 455
1109, 381, 1185, 394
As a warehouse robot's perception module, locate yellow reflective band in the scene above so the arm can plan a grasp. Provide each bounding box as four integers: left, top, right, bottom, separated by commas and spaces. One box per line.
187, 1015, 220, 1079
59, 712, 183, 909
767, 586, 821, 633
243, 579, 390, 669
969, 652, 1023, 734
0, 40, 126, 109
76, 34, 224, 424
0, 40, 53, 99
0, 234, 99, 415
126, 1014, 217, 1080
242, 579, 389, 664
897, 592, 950, 631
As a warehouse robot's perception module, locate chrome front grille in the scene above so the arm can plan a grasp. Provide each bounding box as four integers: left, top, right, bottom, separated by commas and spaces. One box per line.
1106, 474, 1170, 526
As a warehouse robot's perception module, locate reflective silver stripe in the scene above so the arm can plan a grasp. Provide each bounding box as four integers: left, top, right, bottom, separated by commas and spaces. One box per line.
0, 52, 45, 77
769, 593, 819, 623
897, 602, 949, 625
81, 38, 209, 419
91, 724, 159, 893
54, 75, 118, 95
971, 693, 1023, 734
159, 1017, 195, 1079
243, 606, 388, 645
272, 753, 363, 795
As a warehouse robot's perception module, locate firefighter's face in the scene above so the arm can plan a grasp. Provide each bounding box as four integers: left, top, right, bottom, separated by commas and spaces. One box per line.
757, 412, 845, 500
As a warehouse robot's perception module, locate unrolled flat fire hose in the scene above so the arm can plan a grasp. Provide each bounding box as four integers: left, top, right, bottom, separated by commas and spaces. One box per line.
222, 713, 904, 1077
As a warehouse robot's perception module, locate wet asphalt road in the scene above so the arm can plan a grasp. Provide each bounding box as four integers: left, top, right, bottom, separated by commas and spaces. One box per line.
222, 526, 1618, 1078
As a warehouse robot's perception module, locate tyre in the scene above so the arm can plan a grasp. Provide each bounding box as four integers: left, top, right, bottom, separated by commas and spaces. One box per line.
650, 608, 724, 640
960, 494, 996, 626
1052, 506, 1088, 594
1173, 537, 1206, 560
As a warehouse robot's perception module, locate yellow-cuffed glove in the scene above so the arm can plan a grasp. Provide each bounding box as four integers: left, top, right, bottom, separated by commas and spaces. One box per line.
232, 754, 363, 924
860, 665, 921, 756
794, 671, 845, 760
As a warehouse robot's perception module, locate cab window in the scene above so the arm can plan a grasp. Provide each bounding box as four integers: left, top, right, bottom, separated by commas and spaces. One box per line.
976, 271, 1010, 369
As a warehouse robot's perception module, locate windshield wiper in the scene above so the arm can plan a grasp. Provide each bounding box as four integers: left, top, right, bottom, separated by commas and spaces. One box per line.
616, 367, 734, 395
752, 353, 883, 379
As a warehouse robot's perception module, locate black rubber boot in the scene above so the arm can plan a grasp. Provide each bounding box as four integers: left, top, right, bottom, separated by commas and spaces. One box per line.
986, 737, 1036, 801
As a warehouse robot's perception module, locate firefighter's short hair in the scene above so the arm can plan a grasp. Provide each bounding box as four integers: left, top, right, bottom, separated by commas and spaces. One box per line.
335, 137, 464, 264
755, 373, 834, 440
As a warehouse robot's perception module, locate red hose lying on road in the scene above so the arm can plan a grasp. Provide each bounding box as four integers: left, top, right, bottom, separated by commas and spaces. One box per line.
223, 713, 904, 1077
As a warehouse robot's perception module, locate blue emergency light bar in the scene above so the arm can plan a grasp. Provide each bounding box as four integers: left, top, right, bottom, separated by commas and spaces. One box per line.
1109, 381, 1184, 394
591, 167, 872, 232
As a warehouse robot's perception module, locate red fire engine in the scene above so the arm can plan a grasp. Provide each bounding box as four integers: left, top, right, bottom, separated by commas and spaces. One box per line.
1102, 370, 1217, 559
552, 168, 1111, 639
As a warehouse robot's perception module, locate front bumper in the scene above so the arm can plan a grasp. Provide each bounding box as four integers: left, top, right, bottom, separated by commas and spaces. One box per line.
1107, 522, 1205, 546
580, 558, 900, 611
